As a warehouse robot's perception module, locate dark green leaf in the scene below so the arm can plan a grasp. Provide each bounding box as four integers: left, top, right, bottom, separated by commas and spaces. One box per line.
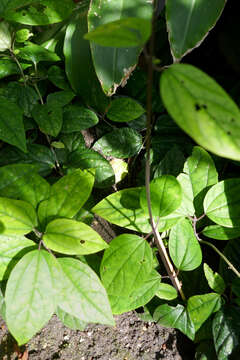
47, 91, 75, 107
154, 146, 185, 178
60, 132, 86, 153
32, 104, 63, 137
202, 225, 240, 240
106, 97, 145, 122
160, 64, 240, 161
153, 304, 195, 340
0, 60, 31, 80
61, 105, 98, 133
18, 43, 60, 64
219, 239, 240, 284
48, 65, 71, 90
0, 96, 26, 152
93, 128, 142, 158
213, 306, 240, 360
195, 340, 218, 360
169, 218, 202, 271
68, 149, 115, 188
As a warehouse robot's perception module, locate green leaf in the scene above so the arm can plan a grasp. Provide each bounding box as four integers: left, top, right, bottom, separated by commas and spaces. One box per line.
187, 293, 222, 332
32, 104, 63, 137
0, 59, 31, 80
92, 187, 152, 233
184, 146, 218, 215
176, 172, 195, 216
67, 149, 115, 188
43, 218, 108, 255
3, 82, 39, 118
140, 175, 182, 218
61, 105, 98, 133
156, 283, 178, 300
85, 17, 151, 47
47, 91, 75, 108
60, 132, 86, 153
18, 43, 60, 64
0, 21, 11, 51
109, 270, 161, 314
5, 250, 60, 345
48, 65, 71, 91
58, 257, 114, 326
56, 307, 87, 331
154, 146, 185, 178
169, 218, 202, 271
38, 169, 94, 228
0, 197, 37, 235
166, 0, 226, 61
93, 128, 142, 158
153, 304, 195, 340
0, 288, 6, 321
160, 64, 240, 161
0, 234, 35, 281
64, 12, 109, 112
0, 96, 26, 152
202, 224, 240, 240
213, 306, 240, 360
15, 28, 32, 43
204, 179, 240, 227
87, 0, 152, 96
100, 234, 153, 311
2, 0, 75, 25
0, 164, 50, 208
203, 263, 226, 294
106, 97, 145, 122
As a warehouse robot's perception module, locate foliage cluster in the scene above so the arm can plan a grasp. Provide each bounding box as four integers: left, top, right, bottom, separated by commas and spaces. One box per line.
0, 0, 240, 358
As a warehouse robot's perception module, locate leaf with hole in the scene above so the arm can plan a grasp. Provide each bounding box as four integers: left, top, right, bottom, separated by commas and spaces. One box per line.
160, 64, 240, 160
187, 293, 222, 332
204, 179, 240, 227
153, 304, 195, 340
5, 250, 61, 345
43, 218, 108, 255
169, 218, 202, 271
140, 175, 182, 218
58, 257, 114, 326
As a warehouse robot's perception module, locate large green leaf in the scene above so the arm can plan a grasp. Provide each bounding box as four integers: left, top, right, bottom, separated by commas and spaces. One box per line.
38, 169, 94, 228
213, 306, 240, 360
64, 11, 108, 112
202, 224, 240, 240
67, 149, 115, 188
166, 0, 226, 61
85, 17, 151, 47
187, 293, 222, 332
92, 187, 152, 233
56, 307, 86, 331
93, 128, 142, 158
0, 96, 26, 152
0, 59, 31, 80
43, 218, 108, 255
203, 263, 226, 295
61, 105, 98, 133
0, 197, 37, 235
160, 64, 240, 161
109, 270, 161, 314
32, 104, 63, 137
100, 234, 153, 310
0, 164, 50, 208
0, 234, 35, 281
87, 0, 152, 95
153, 304, 195, 340
204, 179, 240, 227
169, 218, 202, 271
1, 0, 74, 25
184, 146, 218, 214
5, 250, 60, 345
58, 257, 114, 325
140, 175, 182, 218
106, 97, 145, 122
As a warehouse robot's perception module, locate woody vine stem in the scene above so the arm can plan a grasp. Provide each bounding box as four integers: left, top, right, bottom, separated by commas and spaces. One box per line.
144, 0, 186, 301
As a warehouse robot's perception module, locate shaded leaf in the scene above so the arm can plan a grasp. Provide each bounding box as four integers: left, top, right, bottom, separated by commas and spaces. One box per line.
61, 105, 98, 133
32, 104, 63, 137
47, 91, 75, 107
202, 225, 240, 240
0, 59, 31, 80
106, 97, 145, 122
18, 43, 60, 64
